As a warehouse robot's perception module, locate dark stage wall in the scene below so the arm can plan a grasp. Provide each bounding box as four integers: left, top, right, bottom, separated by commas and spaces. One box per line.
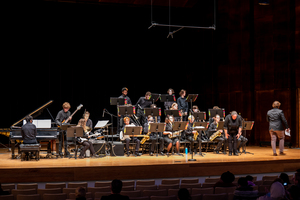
1, 0, 299, 147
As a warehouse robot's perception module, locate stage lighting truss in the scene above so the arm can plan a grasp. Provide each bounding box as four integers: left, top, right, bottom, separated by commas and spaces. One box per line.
148, 0, 216, 38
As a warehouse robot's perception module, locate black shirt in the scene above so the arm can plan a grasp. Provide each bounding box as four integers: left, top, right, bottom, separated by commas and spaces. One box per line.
177, 97, 188, 113
224, 114, 242, 134
86, 119, 93, 129
135, 97, 152, 109
55, 110, 71, 126
21, 122, 37, 141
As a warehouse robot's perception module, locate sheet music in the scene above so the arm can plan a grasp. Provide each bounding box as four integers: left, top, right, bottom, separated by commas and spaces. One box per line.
23, 119, 51, 128
94, 120, 109, 128
285, 129, 291, 136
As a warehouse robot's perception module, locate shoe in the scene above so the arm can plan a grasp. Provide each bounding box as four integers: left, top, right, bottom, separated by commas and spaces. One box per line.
273, 153, 278, 156
150, 152, 153, 156
234, 152, 239, 156
78, 156, 84, 159
166, 153, 170, 157
136, 152, 141, 156
126, 152, 130, 157
91, 154, 99, 158
279, 152, 286, 155
229, 152, 232, 156
160, 152, 165, 156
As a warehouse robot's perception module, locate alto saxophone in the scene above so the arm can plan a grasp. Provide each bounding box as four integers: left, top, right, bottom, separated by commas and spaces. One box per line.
141, 132, 150, 144
141, 123, 151, 145
193, 131, 199, 141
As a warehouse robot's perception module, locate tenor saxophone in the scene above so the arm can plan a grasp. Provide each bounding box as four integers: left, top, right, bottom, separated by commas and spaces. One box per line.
209, 130, 222, 141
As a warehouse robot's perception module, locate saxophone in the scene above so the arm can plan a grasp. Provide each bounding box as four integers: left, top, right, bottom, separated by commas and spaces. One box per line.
141, 123, 151, 145
209, 131, 222, 141
193, 131, 199, 141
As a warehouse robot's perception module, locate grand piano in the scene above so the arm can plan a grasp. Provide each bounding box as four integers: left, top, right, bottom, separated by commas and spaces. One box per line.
10, 100, 58, 159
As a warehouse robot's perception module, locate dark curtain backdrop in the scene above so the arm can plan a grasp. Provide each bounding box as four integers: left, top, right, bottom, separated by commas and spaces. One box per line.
2, 0, 299, 146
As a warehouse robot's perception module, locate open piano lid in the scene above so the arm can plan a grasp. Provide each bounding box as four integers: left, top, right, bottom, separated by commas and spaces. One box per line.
11, 100, 54, 128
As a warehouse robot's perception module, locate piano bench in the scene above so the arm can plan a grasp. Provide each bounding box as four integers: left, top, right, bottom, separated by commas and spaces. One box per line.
19, 144, 41, 161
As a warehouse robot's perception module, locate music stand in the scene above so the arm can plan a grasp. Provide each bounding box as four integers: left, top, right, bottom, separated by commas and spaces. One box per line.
172, 121, 188, 157
185, 94, 198, 115
240, 121, 254, 155
208, 109, 226, 120
118, 105, 135, 116
66, 126, 84, 159
148, 123, 165, 157
165, 110, 181, 119
124, 126, 142, 157
149, 93, 160, 104
192, 112, 206, 122
110, 97, 126, 106
160, 94, 176, 103
144, 108, 161, 121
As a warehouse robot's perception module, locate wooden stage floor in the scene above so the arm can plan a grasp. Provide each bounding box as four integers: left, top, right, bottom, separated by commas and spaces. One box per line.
0, 146, 299, 183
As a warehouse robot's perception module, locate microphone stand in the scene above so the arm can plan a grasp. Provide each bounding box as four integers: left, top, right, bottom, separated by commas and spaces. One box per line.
103, 109, 118, 155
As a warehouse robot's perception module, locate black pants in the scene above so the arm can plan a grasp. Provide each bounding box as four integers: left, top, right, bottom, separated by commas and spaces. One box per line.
80, 141, 96, 157
149, 134, 164, 153
228, 132, 237, 153
214, 136, 225, 151
186, 135, 200, 152
23, 139, 38, 144
58, 131, 69, 155
136, 109, 146, 127
125, 137, 140, 153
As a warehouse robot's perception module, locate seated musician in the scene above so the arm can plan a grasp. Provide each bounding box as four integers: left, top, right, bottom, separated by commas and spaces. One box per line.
164, 88, 176, 110
170, 103, 181, 122
163, 115, 180, 156
207, 114, 225, 154
237, 134, 248, 153
21, 115, 38, 144
143, 115, 164, 156
55, 102, 72, 157
77, 119, 99, 159
192, 105, 200, 113
120, 117, 141, 156
83, 111, 93, 135
185, 115, 200, 154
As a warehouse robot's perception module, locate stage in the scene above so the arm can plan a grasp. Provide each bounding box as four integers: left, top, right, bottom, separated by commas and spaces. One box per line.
0, 146, 299, 184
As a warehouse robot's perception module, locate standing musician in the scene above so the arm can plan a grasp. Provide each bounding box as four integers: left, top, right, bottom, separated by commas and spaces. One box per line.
119, 87, 132, 105
185, 115, 200, 154
77, 119, 99, 159
207, 114, 225, 154
120, 117, 141, 156
177, 89, 188, 121
135, 91, 152, 126
117, 87, 132, 134
163, 115, 180, 156
224, 111, 242, 156
55, 102, 72, 157
164, 88, 176, 110
143, 115, 165, 156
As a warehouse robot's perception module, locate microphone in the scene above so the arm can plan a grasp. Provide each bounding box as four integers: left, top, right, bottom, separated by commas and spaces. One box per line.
102, 109, 105, 117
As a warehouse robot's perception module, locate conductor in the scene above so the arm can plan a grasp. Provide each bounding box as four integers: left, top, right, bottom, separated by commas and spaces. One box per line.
224, 111, 242, 156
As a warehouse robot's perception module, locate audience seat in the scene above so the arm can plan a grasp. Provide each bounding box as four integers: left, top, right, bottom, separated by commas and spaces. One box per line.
181, 179, 199, 184
161, 179, 180, 185
43, 193, 67, 200
45, 183, 66, 189
121, 190, 142, 197
136, 180, 155, 186
202, 193, 227, 200
142, 189, 168, 197
191, 187, 214, 195
17, 194, 40, 200
17, 184, 38, 190
215, 187, 236, 194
